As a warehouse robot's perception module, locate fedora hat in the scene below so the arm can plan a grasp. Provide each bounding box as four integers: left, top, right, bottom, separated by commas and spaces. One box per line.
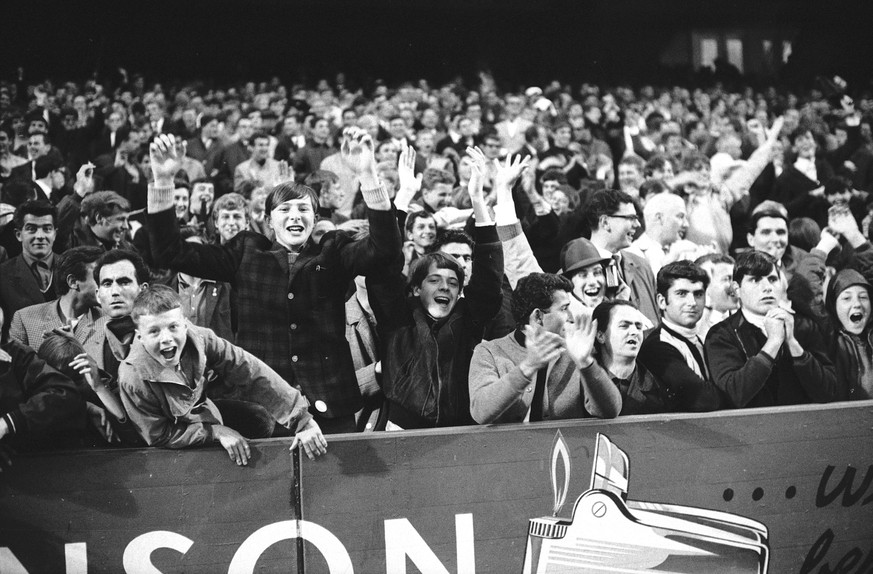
560, 238, 611, 277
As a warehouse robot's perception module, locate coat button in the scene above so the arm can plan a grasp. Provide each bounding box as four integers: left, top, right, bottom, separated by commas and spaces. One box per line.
290, 323, 297, 330
526, 387, 533, 393
314, 400, 327, 413
291, 355, 298, 362
287, 292, 295, 300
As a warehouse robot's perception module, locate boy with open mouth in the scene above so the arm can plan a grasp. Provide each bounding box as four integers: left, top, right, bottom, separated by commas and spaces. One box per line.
119, 285, 327, 466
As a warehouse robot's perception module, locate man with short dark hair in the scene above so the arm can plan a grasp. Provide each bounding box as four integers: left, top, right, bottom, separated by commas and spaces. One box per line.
586, 189, 660, 327
10, 246, 104, 353
31, 155, 66, 205
746, 209, 806, 280
0, 201, 59, 327
638, 261, 724, 411
704, 251, 840, 408
468, 272, 620, 424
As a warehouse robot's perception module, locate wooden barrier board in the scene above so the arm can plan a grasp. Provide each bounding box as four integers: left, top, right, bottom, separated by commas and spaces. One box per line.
2, 401, 872, 573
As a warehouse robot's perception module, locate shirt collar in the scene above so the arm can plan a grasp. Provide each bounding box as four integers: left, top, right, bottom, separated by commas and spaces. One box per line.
741, 308, 768, 334
662, 317, 700, 340
21, 250, 54, 269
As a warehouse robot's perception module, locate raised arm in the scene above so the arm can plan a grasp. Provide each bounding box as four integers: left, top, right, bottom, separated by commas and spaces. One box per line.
146, 134, 252, 282
491, 153, 542, 289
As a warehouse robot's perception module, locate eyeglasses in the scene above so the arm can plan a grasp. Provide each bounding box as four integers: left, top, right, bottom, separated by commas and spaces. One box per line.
609, 214, 639, 222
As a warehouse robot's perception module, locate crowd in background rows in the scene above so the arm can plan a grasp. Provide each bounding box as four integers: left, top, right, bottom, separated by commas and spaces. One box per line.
1, 68, 872, 464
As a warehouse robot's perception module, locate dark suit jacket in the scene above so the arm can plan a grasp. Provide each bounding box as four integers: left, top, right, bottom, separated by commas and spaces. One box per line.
0, 255, 58, 331
147, 202, 402, 419
619, 249, 660, 328
90, 127, 129, 160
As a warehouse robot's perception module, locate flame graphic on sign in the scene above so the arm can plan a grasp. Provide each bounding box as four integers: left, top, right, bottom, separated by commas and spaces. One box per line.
550, 430, 571, 516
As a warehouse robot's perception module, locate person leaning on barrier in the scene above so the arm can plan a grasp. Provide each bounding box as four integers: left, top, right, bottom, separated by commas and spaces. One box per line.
0, 307, 85, 460
145, 129, 401, 434
469, 272, 621, 424
119, 285, 327, 465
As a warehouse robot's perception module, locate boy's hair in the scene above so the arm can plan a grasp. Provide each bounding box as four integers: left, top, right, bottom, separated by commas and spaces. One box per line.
131, 284, 182, 324
212, 193, 249, 222
656, 261, 710, 298
38, 330, 86, 381
265, 181, 318, 213
55, 246, 104, 296
408, 252, 465, 292
430, 229, 475, 254
511, 273, 572, 327
421, 168, 456, 191
644, 154, 674, 177
540, 169, 568, 186
93, 249, 150, 286
80, 191, 130, 225
404, 211, 437, 235
747, 208, 788, 235
733, 251, 778, 284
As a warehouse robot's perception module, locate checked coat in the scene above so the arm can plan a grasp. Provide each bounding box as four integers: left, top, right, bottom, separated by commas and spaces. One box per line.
10, 301, 104, 358
147, 204, 401, 419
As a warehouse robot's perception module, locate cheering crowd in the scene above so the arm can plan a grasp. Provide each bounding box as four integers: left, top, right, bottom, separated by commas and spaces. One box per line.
1, 70, 872, 466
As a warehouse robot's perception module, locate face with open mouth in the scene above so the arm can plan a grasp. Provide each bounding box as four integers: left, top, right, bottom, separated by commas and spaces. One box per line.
270, 198, 315, 251
136, 307, 188, 368
601, 305, 646, 361
216, 208, 247, 243
835, 285, 871, 335
570, 263, 606, 308
413, 264, 461, 320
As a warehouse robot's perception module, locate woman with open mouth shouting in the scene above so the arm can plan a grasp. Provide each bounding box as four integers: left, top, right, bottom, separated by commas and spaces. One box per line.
825, 270, 873, 400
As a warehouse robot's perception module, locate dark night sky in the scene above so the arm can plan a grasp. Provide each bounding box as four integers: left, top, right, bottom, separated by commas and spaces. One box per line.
6, 0, 873, 90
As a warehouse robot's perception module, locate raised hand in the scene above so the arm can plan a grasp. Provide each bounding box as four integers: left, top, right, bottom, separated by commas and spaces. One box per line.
465, 146, 489, 204
493, 154, 530, 192
565, 314, 598, 369
149, 134, 181, 185
766, 116, 785, 144
74, 162, 96, 198
398, 142, 422, 195
272, 159, 293, 186
341, 127, 377, 177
